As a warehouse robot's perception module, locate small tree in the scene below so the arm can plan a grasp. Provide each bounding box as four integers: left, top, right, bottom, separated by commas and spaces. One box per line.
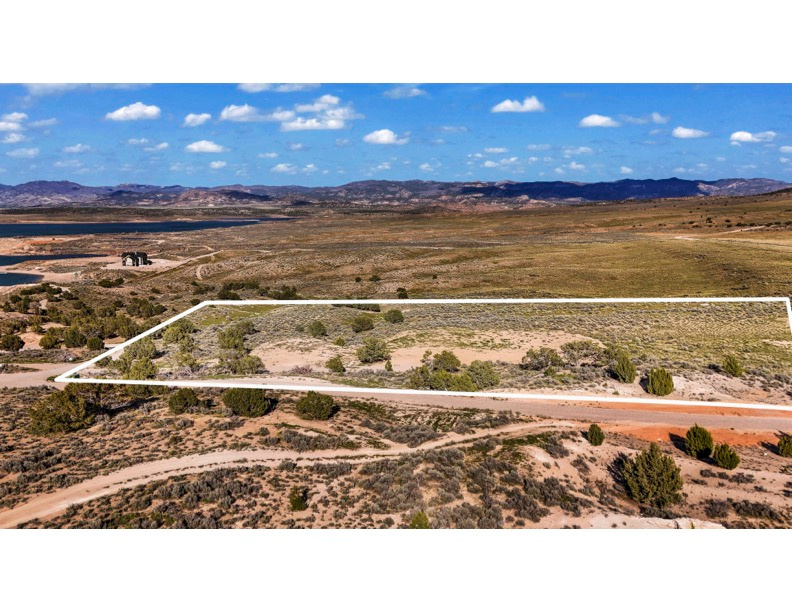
466, 360, 499, 388
713, 443, 740, 470
609, 349, 636, 383
684, 424, 713, 459
325, 355, 345, 373
777, 434, 792, 458
296, 391, 336, 420
384, 359, 393, 372
587, 423, 605, 446
383, 309, 404, 323
169, 388, 199, 414
0, 334, 24, 352
646, 367, 674, 396
432, 350, 461, 372
28, 385, 100, 436
289, 487, 309, 511
62, 327, 87, 348
126, 357, 158, 380
396, 287, 409, 299
621, 443, 683, 508
351, 315, 375, 333
520, 347, 563, 371
222, 388, 276, 417
722, 354, 744, 377
357, 337, 390, 363
408, 510, 430, 529
308, 320, 327, 338
86, 336, 104, 351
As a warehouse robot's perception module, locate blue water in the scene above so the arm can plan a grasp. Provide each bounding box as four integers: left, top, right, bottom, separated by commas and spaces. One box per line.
0, 253, 103, 266
0, 272, 45, 286
0, 217, 286, 239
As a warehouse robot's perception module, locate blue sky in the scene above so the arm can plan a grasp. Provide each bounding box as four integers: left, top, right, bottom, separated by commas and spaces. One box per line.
1, 83, 791, 186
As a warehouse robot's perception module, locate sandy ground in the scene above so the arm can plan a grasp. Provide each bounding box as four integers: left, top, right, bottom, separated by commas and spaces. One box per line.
0, 362, 71, 388
0, 420, 533, 528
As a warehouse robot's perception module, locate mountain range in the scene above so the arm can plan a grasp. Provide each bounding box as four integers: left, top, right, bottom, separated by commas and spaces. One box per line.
0, 177, 788, 208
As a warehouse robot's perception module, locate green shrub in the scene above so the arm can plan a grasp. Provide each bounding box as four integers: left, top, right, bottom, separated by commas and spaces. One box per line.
296, 391, 336, 420
466, 360, 500, 388
62, 327, 87, 348
561, 340, 603, 366
308, 320, 327, 338
713, 443, 740, 470
408, 366, 479, 392
162, 319, 196, 344
396, 287, 409, 299
587, 423, 605, 446
384, 359, 393, 372
609, 349, 636, 383
28, 385, 101, 436
125, 357, 158, 380
684, 424, 713, 459
621, 443, 683, 508
289, 487, 309, 511
222, 388, 276, 417
351, 315, 374, 333
383, 309, 404, 323
219, 352, 264, 375
0, 334, 24, 352
722, 354, 744, 377
333, 337, 346, 346
777, 434, 792, 458
325, 356, 345, 373
408, 510, 430, 529
217, 321, 254, 350
169, 388, 199, 414
432, 350, 461, 372
520, 347, 563, 370
357, 337, 390, 363
86, 337, 104, 351
646, 367, 674, 396
39, 333, 60, 350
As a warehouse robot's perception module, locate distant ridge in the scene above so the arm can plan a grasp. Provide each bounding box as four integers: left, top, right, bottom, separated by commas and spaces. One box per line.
0, 177, 788, 208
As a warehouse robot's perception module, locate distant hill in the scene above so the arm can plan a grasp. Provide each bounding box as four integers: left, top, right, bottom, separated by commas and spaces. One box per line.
0, 177, 788, 208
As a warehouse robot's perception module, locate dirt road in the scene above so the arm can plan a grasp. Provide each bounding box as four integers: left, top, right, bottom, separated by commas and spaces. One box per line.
0, 421, 532, 528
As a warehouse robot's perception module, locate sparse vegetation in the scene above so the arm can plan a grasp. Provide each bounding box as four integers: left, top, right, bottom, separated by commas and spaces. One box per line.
520, 347, 563, 371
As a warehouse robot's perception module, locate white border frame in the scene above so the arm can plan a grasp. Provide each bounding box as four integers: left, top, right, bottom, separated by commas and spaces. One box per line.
56, 297, 792, 412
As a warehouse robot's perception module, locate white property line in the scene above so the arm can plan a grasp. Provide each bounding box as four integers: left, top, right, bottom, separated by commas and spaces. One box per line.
56, 297, 792, 413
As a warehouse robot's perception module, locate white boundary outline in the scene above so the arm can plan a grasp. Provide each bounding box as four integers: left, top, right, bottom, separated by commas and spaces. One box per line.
56, 297, 792, 412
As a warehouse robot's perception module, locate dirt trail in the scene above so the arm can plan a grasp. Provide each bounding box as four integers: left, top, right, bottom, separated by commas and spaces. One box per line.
0, 421, 532, 528
0, 362, 70, 389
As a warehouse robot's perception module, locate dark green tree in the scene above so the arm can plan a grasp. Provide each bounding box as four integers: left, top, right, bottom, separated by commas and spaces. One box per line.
587, 423, 605, 446
351, 315, 375, 333
222, 388, 277, 417
776, 434, 792, 458
296, 391, 336, 420
713, 443, 740, 470
722, 354, 744, 377
289, 487, 309, 511
684, 424, 713, 459
383, 309, 405, 323
169, 388, 199, 414
646, 367, 674, 396
466, 360, 500, 388
609, 349, 637, 383
325, 355, 345, 373
308, 320, 328, 338
621, 443, 683, 508
521, 347, 564, 371
408, 510, 431, 529
357, 337, 390, 363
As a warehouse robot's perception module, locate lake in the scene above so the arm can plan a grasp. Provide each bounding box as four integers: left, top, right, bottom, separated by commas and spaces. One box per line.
0, 217, 288, 239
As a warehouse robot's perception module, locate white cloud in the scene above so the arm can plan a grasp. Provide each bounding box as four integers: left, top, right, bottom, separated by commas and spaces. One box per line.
281, 117, 344, 131
125, 138, 149, 145
183, 113, 211, 127
54, 159, 82, 168
384, 85, 427, 99
62, 143, 91, 153
0, 121, 23, 132
287, 143, 304, 151
672, 126, 709, 139
375, 162, 391, 171
562, 145, 593, 156
621, 111, 669, 125
525, 143, 551, 151
29, 118, 58, 128
482, 160, 498, 168
105, 102, 161, 121
295, 94, 340, 112
729, 130, 776, 144
491, 96, 545, 113
484, 147, 508, 154
437, 125, 469, 133
419, 162, 439, 172
144, 142, 169, 152
579, 114, 620, 128
258, 152, 278, 158
6, 147, 39, 158
209, 161, 227, 169
238, 83, 319, 93
568, 161, 586, 171
2, 112, 27, 123
272, 163, 297, 174
185, 140, 227, 153
302, 163, 318, 174
363, 129, 410, 145
2, 133, 25, 144
620, 166, 634, 175
779, 145, 792, 153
